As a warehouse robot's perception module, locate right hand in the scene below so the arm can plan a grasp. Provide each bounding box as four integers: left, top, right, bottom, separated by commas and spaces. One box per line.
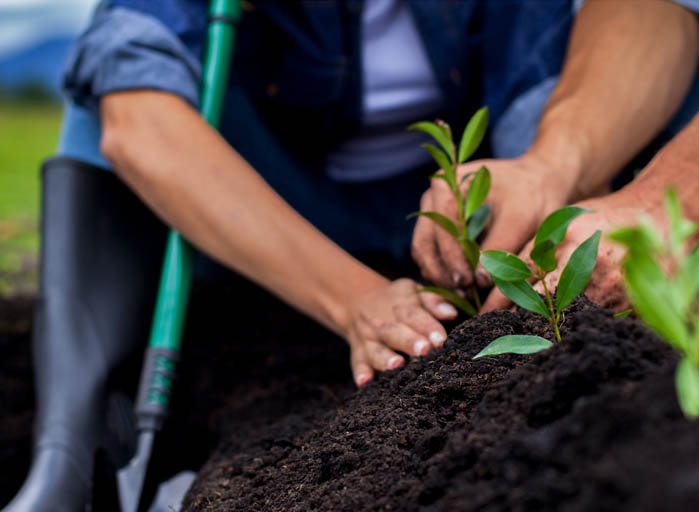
341, 278, 459, 387
411, 152, 578, 290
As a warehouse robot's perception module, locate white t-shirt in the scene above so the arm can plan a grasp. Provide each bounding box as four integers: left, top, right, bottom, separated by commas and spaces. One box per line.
325, 0, 444, 182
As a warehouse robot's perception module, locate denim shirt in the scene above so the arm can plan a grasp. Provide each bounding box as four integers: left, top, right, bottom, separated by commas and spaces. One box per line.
64, 0, 699, 165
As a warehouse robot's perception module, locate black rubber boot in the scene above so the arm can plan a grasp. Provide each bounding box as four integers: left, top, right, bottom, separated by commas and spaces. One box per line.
4, 158, 166, 512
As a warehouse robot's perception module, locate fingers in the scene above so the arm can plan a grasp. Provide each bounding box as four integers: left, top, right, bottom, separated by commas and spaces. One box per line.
412, 191, 452, 287
419, 291, 459, 321
377, 322, 432, 356
350, 341, 404, 388
393, 304, 447, 348
365, 341, 405, 372
481, 286, 512, 313
435, 227, 472, 287
350, 345, 374, 388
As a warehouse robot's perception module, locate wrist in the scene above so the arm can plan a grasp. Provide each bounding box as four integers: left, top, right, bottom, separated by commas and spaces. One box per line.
525, 111, 591, 204
518, 144, 583, 207
318, 264, 389, 337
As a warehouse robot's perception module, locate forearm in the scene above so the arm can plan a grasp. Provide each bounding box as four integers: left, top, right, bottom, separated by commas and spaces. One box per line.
100, 91, 387, 334
528, 0, 699, 201
622, 112, 699, 222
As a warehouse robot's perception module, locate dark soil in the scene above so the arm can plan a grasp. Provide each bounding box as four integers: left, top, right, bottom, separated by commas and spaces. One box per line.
0, 277, 354, 510
0, 297, 34, 506
3, 284, 698, 512
183, 298, 699, 512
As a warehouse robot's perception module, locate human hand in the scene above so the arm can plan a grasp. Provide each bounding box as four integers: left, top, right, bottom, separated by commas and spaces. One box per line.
482, 190, 650, 313
411, 152, 577, 290
341, 278, 459, 387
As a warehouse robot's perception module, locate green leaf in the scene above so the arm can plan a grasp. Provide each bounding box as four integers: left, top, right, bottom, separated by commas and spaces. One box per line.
407, 211, 459, 239
459, 171, 474, 184
473, 334, 553, 359
534, 206, 589, 248
436, 119, 453, 153
493, 278, 550, 318
530, 240, 556, 273
421, 286, 477, 317
666, 187, 698, 256
461, 237, 480, 271
676, 358, 699, 420
409, 121, 454, 163
555, 230, 601, 314
480, 250, 534, 281
678, 245, 699, 307
423, 144, 456, 191
609, 222, 663, 256
623, 251, 689, 351
467, 204, 491, 241
613, 309, 633, 319
458, 106, 489, 164
465, 166, 491, 220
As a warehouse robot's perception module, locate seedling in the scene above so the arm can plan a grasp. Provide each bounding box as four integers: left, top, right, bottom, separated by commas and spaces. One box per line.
609, 189, 699, 419
408, 107, 491, 315
474, 206, 601, 358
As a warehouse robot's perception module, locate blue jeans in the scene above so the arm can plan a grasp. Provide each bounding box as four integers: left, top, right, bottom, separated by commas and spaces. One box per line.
58, 88, 432, 263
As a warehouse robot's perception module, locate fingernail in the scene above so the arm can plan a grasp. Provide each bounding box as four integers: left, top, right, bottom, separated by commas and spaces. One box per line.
452, 272, 462, 286
429, 331, 446, 347
356, 373, 371, 387
438, 303, 458, 318
414, 339, 430, 356
387, 355, 404, 370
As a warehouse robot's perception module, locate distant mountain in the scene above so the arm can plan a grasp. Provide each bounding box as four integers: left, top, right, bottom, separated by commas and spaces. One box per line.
0, 36, 74, 98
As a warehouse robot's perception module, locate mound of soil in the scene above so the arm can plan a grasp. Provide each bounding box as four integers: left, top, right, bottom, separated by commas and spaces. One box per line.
3, 282, 697, 511
184, 298, 699, 511
0, 279, 354, 510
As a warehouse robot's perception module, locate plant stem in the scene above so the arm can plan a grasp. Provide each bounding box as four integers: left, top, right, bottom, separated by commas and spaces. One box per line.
541, 279, 561, 343
471, 286, 481, 311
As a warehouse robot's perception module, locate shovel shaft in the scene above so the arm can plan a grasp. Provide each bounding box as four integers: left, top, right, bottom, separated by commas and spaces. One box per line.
124, 2, 241, 510
135, 0, 240, 422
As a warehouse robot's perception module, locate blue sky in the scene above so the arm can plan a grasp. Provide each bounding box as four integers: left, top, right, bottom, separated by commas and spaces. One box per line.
0, 0, 98, 58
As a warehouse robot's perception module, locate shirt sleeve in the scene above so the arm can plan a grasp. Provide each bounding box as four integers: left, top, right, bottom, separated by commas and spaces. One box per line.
672, 0, 699, 12
62, 5, 202, 111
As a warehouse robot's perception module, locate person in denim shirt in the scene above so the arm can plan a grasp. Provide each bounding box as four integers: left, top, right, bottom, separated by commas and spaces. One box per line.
7, 1, 699, 510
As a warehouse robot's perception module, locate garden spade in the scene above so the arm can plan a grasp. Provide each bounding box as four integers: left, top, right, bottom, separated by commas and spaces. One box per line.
117, 1, 240, 510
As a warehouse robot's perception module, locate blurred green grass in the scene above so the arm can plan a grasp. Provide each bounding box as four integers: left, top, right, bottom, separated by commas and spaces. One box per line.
0, 100, 62, 296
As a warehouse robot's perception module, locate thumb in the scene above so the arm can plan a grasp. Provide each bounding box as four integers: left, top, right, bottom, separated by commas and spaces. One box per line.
481, 286, 512, 313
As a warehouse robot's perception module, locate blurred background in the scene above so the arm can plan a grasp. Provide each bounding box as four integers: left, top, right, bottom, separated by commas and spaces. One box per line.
0, 0, 97, 297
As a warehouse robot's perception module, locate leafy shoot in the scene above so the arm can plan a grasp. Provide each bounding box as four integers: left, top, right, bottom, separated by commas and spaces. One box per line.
609, 188, 699, 419
474, 206, 601, 358
408, 107, 491, 315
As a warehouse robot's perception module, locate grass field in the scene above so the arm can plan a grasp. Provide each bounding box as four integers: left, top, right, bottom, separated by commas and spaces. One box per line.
0, 100, 62, 296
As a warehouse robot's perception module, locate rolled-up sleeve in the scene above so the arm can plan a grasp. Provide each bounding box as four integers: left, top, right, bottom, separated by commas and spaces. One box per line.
673, 0, 699, 12
63, 5, 202, 111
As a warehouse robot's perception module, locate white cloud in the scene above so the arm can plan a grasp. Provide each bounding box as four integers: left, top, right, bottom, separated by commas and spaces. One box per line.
0, 0, 99, 58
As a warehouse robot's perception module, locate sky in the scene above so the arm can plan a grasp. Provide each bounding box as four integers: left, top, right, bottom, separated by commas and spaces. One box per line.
0, 0, 98, 58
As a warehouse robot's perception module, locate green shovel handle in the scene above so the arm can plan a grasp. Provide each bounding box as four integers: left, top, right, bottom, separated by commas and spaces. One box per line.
135, 0, 241, 429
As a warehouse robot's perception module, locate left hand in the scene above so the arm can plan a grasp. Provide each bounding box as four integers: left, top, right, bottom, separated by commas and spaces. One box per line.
482, 190, 649, 313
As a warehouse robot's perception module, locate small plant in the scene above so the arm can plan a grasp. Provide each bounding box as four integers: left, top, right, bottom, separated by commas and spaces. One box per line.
474, 206, 601, 358
408, 107, 491, 315
609, 188, 699, 419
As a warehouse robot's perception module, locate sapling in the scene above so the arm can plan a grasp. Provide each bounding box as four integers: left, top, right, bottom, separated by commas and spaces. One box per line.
474, 206, 601, 358
408, 107, 491, 316
609, 189, 699, 419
